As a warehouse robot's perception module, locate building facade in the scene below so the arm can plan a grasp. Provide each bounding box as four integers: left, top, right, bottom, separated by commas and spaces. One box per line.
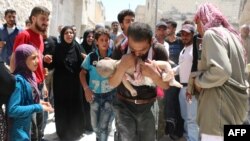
239, 0, 250, 25
135, 5, 146, 23
0, 0, 105, 37
144, 0, 242, 30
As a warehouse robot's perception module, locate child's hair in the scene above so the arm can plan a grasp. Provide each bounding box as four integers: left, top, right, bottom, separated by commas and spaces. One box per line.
117, 9, 135, 23
127, 22, 153, 44
94, 28, 110, 40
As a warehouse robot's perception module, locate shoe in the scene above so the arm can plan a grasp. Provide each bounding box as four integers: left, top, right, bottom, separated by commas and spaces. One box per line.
41, 138, 48, 141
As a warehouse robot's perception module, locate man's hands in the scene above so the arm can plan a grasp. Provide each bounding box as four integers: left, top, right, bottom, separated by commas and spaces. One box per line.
194, 79, 202, 93
0, 41, 6, 48
120, 54, 137, 71
43, 54, 52, 64
140, 60, 161, 79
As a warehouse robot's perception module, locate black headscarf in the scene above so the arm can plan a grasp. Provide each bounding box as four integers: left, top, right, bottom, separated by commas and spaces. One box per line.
0, 57, 15, 105
81, 29, 95, 54
54, 26, 82, 73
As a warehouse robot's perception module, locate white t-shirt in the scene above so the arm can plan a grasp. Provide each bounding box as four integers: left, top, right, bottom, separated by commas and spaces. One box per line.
7, 26, 16, 34
174, 44, 193, 83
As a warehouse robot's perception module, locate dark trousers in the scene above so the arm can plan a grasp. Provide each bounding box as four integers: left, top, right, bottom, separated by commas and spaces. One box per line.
164, 76, 184, 140
113, 97, 155, 141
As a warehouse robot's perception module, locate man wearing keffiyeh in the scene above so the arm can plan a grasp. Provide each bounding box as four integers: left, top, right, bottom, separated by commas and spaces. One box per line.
189, 3, 249, 141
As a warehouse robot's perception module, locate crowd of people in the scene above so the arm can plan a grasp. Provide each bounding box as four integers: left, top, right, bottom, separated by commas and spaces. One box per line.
0, 2, 250, 141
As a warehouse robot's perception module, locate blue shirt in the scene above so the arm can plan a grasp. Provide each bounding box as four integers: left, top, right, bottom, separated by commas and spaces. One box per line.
167, 37, 184, 65
0, 24, 22, 64
81, 49, 113, 94
8, 75, 42, 141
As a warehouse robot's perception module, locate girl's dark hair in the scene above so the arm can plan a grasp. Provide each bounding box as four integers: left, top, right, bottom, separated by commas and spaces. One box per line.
127, 22, 153, 44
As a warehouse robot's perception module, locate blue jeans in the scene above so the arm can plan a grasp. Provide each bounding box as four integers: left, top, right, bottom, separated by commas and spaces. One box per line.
179, 86, 199, 141
90, 91, 114, 141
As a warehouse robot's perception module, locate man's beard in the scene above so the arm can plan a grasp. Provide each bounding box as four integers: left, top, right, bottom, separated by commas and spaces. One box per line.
7, 21, 16, 27
183, 40, 193, 46
35, 22, 47, 32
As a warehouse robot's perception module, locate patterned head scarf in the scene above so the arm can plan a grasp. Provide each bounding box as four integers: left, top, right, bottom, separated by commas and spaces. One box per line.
14, 44, 40, 102
194, 3, 240, 41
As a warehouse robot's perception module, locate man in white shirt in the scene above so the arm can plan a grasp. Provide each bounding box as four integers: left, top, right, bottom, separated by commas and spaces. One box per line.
155, 21, 169, 56
154, 21, 170, 140
174, 24, 199, 141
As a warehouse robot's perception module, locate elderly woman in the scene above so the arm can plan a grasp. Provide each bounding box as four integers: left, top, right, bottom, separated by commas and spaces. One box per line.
53, 26, 85, 140
192, 3, 249, 141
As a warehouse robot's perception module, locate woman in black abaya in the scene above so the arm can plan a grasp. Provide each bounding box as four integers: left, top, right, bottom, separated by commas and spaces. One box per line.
53, 26, 84, 140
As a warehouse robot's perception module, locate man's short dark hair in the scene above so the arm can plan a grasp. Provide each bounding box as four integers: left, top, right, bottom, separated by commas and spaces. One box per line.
105, 25, 111, 31
166, 20, 177, 28
117, 9, 135, 23
29, 6, 50, 24
111, 21, 119, 26
5, 9, 16, 16
182, 20, 195, 26
127, 22, 153, 44
160, 18, 169, 23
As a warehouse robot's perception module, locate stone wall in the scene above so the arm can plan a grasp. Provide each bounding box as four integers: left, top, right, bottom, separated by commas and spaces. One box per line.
0, 0, 52, 27
0, 0, 105, 37
239, 0, 250, 25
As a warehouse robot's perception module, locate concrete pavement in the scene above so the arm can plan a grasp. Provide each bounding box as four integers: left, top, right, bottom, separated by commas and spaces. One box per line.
44, 113, 186, 141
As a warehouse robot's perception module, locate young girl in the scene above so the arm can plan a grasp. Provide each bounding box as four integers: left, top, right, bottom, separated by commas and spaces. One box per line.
7, 44, 53, 141
80, 28, 115, 141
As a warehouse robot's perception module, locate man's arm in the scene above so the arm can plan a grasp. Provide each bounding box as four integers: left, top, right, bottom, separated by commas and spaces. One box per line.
10, 53, 15, 73
109, 54, 136, 87
194, 30, 231, 89
109, 62, 127, 88
10, 32, 28, 72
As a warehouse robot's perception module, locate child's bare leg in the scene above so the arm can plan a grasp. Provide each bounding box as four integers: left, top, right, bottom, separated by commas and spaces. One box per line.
153, 60, 183, 88
169, 78, 183, 88
122, 77, 137, 97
